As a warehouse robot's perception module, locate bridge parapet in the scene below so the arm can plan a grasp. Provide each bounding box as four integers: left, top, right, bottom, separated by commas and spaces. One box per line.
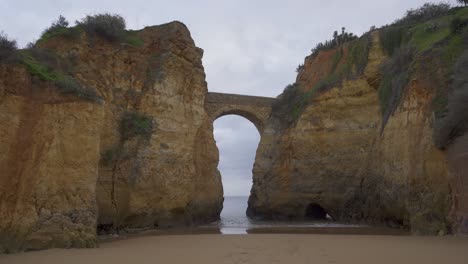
205, 92, 277, 106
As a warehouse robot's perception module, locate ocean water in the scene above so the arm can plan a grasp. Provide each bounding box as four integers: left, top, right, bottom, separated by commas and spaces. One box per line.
219, 196, 252, 234
216, 196, 363, 234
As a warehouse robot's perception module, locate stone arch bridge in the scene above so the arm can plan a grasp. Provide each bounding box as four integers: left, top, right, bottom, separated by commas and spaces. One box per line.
204, 92, 277, 133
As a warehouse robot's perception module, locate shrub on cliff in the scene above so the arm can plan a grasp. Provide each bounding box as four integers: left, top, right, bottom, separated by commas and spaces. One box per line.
120, 111, 154, 141
272, 83, 308, 126
451, 17, 468, 34
395, 3, 451, 26
77, 13, 126, 42
347, 35, 372, 75
379, 26, 410, 56
434, 89, 468, 148
0, 31, 17, 62
434, 52, 468, 148
296, 64, 304, 73
311, 27, 358, 56
101, 145, 128, 166
378, 46, 415, 130
55, 76, 102, 102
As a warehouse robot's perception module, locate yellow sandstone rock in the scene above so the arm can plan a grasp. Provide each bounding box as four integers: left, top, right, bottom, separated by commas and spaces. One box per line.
0, 22, 223, 252
248, 32, 451, 235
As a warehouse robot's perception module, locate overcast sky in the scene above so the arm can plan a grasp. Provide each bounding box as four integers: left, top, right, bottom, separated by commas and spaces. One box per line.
0, 0, 460, 196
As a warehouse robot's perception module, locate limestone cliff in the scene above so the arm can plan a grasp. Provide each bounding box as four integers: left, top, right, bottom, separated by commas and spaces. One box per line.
0, 65, 104, 251
248, 13, 467, 234
0, 21, 223, 252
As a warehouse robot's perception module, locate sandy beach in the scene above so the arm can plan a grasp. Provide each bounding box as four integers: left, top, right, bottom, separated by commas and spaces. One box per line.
1, 234, 468, 264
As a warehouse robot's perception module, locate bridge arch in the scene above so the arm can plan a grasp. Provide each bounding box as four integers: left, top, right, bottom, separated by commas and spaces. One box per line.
205, 92, 276, 134
211, 109, 265, 133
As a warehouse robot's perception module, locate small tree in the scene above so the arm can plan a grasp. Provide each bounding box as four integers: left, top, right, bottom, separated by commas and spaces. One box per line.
42, 15, 69, 35
457, 0, 468, 6
54, 15, 69, 28
296, 64, 304, 73
0, 31, 17, 61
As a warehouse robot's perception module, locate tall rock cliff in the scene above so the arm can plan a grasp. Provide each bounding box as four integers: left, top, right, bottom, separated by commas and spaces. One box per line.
249, 6, 468, 235
0, 21, 223, 252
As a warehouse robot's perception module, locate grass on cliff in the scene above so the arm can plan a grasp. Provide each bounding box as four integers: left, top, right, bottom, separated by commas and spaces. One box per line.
408, 8, 468, 52
376, 5, 468, 131
19, 48, 102, 102
38, 26, 83, 45
37, 16, 82, 45
124, 31, 144, 47
379, 3, 457, 56
36, 14, 144, 47
410, 21, 451, 52
379, 5, 468, 56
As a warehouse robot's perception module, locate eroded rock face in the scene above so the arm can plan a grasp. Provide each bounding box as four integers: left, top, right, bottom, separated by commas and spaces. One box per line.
0, 66, 104, 252
448, 135, 468, 234
248, 32, 451, 234
0, 21, 223, 252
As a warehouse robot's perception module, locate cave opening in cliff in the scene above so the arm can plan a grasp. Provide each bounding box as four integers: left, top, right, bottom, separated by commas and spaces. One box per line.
213, 115, 260, 222
304, 203, 328, 220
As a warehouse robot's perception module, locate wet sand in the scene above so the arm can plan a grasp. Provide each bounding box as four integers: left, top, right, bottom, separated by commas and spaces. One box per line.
2, 234, 468, 264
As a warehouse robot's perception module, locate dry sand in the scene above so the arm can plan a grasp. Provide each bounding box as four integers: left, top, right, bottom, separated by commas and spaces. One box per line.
1, 234, 468, 264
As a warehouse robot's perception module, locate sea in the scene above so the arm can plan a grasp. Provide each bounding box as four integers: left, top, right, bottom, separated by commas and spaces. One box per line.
214, 196, 367, 235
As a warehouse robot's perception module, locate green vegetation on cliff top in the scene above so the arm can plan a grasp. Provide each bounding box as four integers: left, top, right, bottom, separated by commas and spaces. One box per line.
273, 31, 371, 127
0, 13, 149, 103
275, 4, 468, 131
36, 14, 144, 47
19, 48, 102, 102
378, 4, 468, 129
